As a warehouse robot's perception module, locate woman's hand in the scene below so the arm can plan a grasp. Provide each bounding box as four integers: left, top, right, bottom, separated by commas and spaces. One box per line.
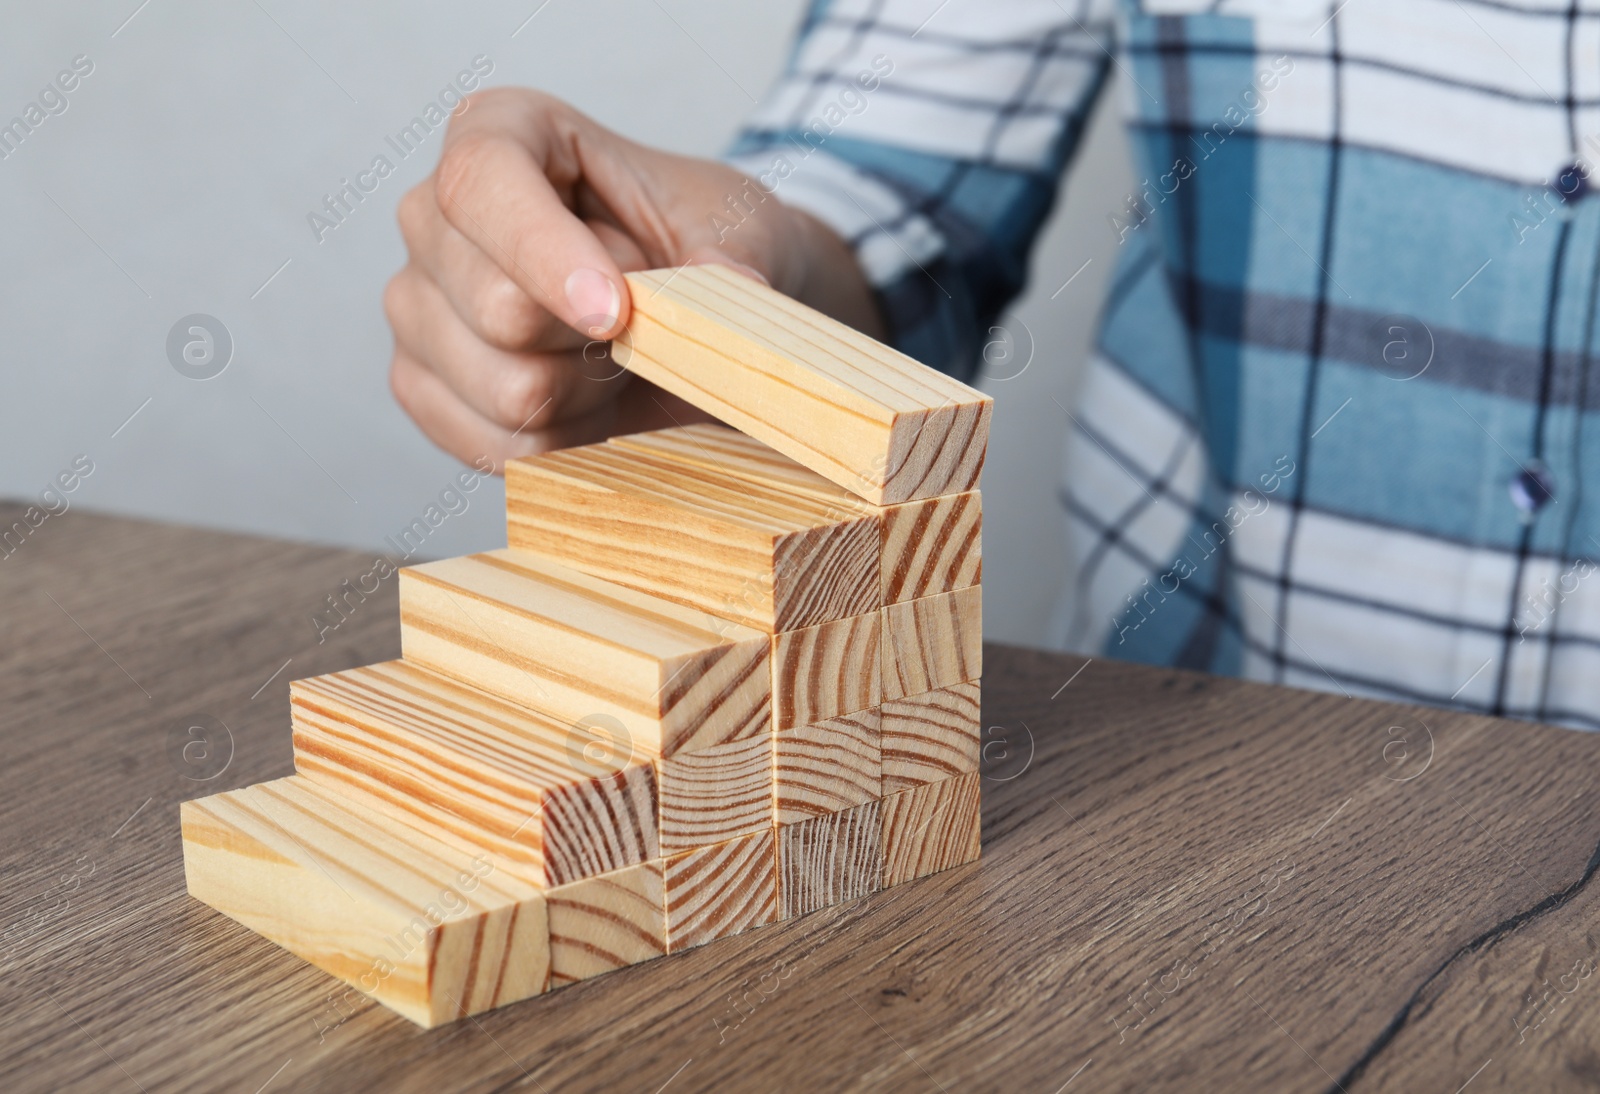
384, 87, 881, 470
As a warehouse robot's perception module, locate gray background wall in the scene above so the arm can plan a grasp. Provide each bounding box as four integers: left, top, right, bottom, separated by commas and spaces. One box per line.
0, 0, 1133, 648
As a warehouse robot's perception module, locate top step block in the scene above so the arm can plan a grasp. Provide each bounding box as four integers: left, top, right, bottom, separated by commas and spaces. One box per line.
506, 441, 879, 633
613, 426, 981, 605
614, 265, 992, 505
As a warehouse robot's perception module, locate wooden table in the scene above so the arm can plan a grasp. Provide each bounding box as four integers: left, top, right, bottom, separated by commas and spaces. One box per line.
4, 507, 1600, 1093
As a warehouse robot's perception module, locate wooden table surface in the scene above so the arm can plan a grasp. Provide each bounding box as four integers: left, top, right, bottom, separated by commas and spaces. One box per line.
4, 506, 1600, 1093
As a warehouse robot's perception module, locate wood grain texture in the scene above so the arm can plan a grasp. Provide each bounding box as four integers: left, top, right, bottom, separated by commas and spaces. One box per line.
610, 424, 872, 513
655, 734, 773, 853
773, 709, 881, 825
546, 861, 666, 987
613, 426, 982, 606
880, 681, 981, 794
777, 799, 883, 919
881, 584, 983, 701
770, 610, 881, 730
505, 440, 879, 633
663, 830, 777, 952
21, 510, 1600, 1092
180, 776, 548, 1028
881, 491, 982, 603
398, 548, 770, 756
290, 660, 658, 887
614, 265, 992, 505
1344, 837, 1600, 1091
880, 772, 981, 887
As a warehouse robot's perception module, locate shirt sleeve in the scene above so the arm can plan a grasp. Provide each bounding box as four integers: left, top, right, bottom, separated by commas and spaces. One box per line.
726, 0, 1118, 380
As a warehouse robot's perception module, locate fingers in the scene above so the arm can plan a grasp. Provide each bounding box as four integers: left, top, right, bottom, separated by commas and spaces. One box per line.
396, 179, 568, 352
434, 93, 628, 339
384, 264, 623, 434
385, 87, 849, 471
681, 245, 771, 288
389, 348, 625, 472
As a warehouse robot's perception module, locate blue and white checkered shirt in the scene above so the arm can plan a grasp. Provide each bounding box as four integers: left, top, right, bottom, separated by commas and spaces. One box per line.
729, 0, 1600, 729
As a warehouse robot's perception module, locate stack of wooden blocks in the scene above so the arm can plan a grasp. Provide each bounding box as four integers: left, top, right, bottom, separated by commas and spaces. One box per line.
181, 266, 993, 1027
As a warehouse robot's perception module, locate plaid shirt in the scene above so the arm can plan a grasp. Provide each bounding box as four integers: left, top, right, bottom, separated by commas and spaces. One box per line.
728, 0, 1600, 730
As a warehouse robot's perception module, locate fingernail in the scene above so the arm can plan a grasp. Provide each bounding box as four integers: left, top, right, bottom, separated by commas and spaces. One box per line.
565, 268, 620, 338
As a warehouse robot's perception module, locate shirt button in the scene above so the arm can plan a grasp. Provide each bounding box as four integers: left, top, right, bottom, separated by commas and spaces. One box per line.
1510, 459, 1556, 518
1557, 163, 1590, 200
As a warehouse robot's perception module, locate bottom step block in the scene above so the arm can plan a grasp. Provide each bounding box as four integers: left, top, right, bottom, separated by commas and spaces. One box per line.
181, 776, 549, 1028
547, 861, 666, 987
881, 772, 981, 887
777, 800, 884, 919
664, 829, 777, 952
183, 772, 983, 1027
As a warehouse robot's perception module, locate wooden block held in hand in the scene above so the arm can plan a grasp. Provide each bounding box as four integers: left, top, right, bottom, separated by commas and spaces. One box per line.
181, 776, 549, 1028
399, 549, 770, 756
291, 660, 658, 887
657, 734, 773, 852
881, 772, 981, 887
773, 709, 881, 825
880, 682, 980, 795
615, 265, 992, 505
882, 585, 982, 701
777, 799, 883, 919
882, 491, 982, 603
664, 829, 777, 952
506, 440, 880, 633
771, 611, 881, 730
547, 861, 666, 987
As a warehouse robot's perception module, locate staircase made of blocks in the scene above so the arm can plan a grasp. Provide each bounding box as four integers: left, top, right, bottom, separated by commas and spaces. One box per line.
180, 265, 994, 1027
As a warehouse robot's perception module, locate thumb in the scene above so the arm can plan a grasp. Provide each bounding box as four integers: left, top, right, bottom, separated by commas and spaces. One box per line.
680, 245, 772, 289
